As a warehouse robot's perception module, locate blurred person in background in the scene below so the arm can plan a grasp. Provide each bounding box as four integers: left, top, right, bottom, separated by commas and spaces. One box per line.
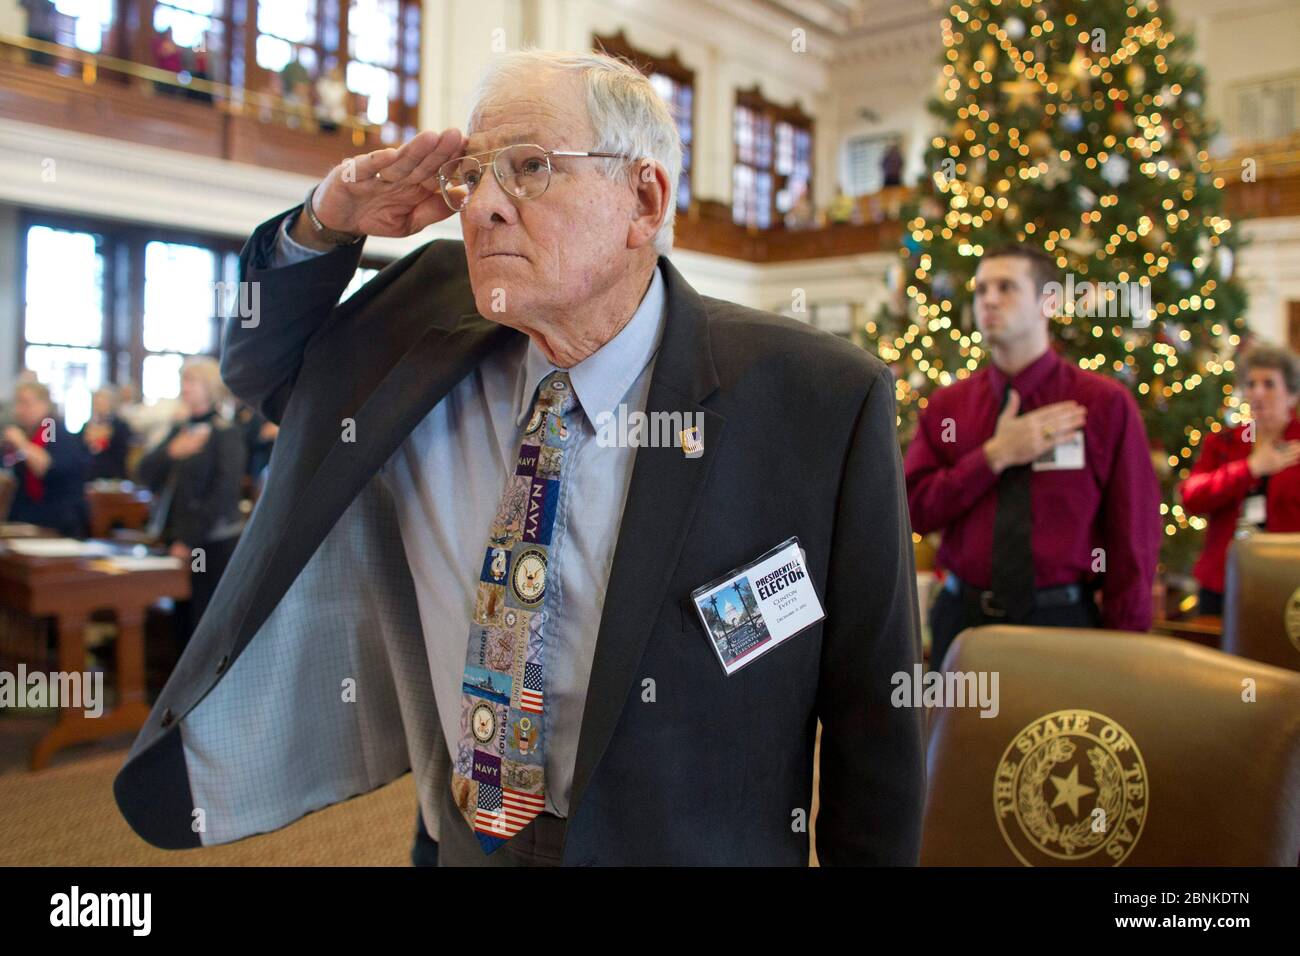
118, 381, 186, 452
4, 380, 90, 536
136, 357, 246, 648
19, 0, 57, 66
315, 65, 349, 133
81, 385, 132, 481
183, 35, 213, 104
1179, 343, 1300, 615
151, 27, 183, 96
881, 139, 904, 187
827, 184, 856, 225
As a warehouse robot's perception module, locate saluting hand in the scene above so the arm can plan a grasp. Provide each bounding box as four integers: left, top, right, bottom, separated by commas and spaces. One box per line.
294, 129, 467, 249
982, 390, 1088, 474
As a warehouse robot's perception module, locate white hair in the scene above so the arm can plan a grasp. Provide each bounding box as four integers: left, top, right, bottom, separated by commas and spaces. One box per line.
466, 48, 682, 256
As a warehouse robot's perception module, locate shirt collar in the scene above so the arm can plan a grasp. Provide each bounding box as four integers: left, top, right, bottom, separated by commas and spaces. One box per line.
515, 264, 667, 431
986, 347, 1060, 404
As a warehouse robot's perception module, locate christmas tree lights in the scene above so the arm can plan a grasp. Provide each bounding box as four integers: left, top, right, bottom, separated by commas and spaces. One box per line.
868, 0, 1249, 571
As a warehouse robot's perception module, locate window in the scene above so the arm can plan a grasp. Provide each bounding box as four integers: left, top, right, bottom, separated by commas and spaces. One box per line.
649, 72, 693, 209
845, 135, 886, 197
17, 213, 395, 424
733, 103, 772, 228
348, 0, 420, 141
733, 87, 813, 229
22, 226, 107, 432
155, 0, 223, 48
142, 241, 222, 403
49, 0, 116, 53
1233, 73, 1300, 143
254, 0, 317, 74
594, 31, 695, 211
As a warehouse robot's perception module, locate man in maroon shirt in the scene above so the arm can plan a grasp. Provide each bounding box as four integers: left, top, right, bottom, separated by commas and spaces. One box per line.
905, 246, 1161, 670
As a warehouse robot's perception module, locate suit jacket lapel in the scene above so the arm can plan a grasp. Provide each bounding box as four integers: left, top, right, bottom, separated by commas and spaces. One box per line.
568, 257, 726, 816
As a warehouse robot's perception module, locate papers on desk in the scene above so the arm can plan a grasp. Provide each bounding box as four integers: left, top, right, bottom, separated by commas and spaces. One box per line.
101, 555, 183, 572
0, 523, 49, 538
3, 539, 114, 558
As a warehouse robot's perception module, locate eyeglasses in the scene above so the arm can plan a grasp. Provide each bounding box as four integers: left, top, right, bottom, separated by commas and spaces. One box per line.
436, 143, 633, 211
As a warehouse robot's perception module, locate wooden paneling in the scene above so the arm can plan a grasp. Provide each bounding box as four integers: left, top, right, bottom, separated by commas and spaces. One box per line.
1224, 172, 1300, 221
0, 61, 224, 158
675, 204, 903, 261
225, 113, 375, 178
0, 59, 381, 179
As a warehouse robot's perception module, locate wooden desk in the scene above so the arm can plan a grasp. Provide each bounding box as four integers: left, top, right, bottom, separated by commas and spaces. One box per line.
0, 545, 189, 769
1151, 614, 1223, 649
85, 485, 153, 539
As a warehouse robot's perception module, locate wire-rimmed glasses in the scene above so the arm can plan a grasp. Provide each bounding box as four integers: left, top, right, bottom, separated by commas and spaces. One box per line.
436, 143, 633, 211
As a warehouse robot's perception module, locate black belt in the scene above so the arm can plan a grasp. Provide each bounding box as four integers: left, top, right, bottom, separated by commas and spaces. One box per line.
945, 573, 1087, 618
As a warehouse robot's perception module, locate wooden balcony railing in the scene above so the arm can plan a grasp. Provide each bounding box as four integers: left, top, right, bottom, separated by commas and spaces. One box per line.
3, 33, 1298, 262
0, 32, 385, 178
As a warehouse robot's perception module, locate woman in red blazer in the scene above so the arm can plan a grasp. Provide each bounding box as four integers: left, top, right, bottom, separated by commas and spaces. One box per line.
1180, 344, 1300, 614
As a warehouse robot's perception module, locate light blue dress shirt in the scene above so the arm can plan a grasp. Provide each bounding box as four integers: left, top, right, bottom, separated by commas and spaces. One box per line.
274, 218, 666, 815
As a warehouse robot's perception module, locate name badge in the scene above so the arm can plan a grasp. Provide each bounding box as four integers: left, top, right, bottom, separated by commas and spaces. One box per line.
1033, 431, 1085, 471
690, 537, 825, 676
1242, 493, 1267, 527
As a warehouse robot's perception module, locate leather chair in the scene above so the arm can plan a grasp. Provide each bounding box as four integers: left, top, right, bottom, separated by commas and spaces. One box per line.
1223, 532, 1300, 673
921, 625, 1300, 865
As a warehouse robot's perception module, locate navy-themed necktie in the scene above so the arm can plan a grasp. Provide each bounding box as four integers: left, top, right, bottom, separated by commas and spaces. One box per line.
451, 369, 577, 853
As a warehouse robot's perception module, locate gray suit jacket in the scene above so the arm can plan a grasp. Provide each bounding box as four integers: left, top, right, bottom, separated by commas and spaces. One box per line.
113, 205, 927, 865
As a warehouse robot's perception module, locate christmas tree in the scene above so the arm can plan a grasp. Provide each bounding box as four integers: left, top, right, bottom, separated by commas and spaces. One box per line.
865, 0, 1248, 572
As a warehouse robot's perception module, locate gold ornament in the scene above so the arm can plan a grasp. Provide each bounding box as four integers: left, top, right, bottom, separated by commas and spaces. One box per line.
1142, 224, 1167, 248
1026, 129, 1053, 158
1060, 227, 1101, 257
1109, 110, 1135, 136
1001, 77, 1042, 111
1067, 48, 1092, 96
1128, 63, 1146, 91
980, 41, 998, 68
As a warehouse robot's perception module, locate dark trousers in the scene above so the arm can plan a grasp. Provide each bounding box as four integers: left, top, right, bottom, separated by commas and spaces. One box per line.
411, 807, 440, 867
928, 584, 1101, 672
27, 30, 55, 66
1197, 587, 1224, 616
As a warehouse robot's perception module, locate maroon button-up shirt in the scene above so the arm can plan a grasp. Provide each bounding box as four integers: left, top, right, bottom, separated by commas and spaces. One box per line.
903, 348, 1161, 632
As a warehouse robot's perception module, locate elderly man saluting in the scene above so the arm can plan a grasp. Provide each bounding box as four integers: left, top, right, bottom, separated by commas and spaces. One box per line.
114, 50, 924, 867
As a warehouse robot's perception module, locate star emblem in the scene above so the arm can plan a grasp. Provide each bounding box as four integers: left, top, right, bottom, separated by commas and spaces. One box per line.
1049, 764, 1096, 818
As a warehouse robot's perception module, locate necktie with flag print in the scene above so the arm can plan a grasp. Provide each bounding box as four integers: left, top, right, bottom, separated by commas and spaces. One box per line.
451, 369, 577, 853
